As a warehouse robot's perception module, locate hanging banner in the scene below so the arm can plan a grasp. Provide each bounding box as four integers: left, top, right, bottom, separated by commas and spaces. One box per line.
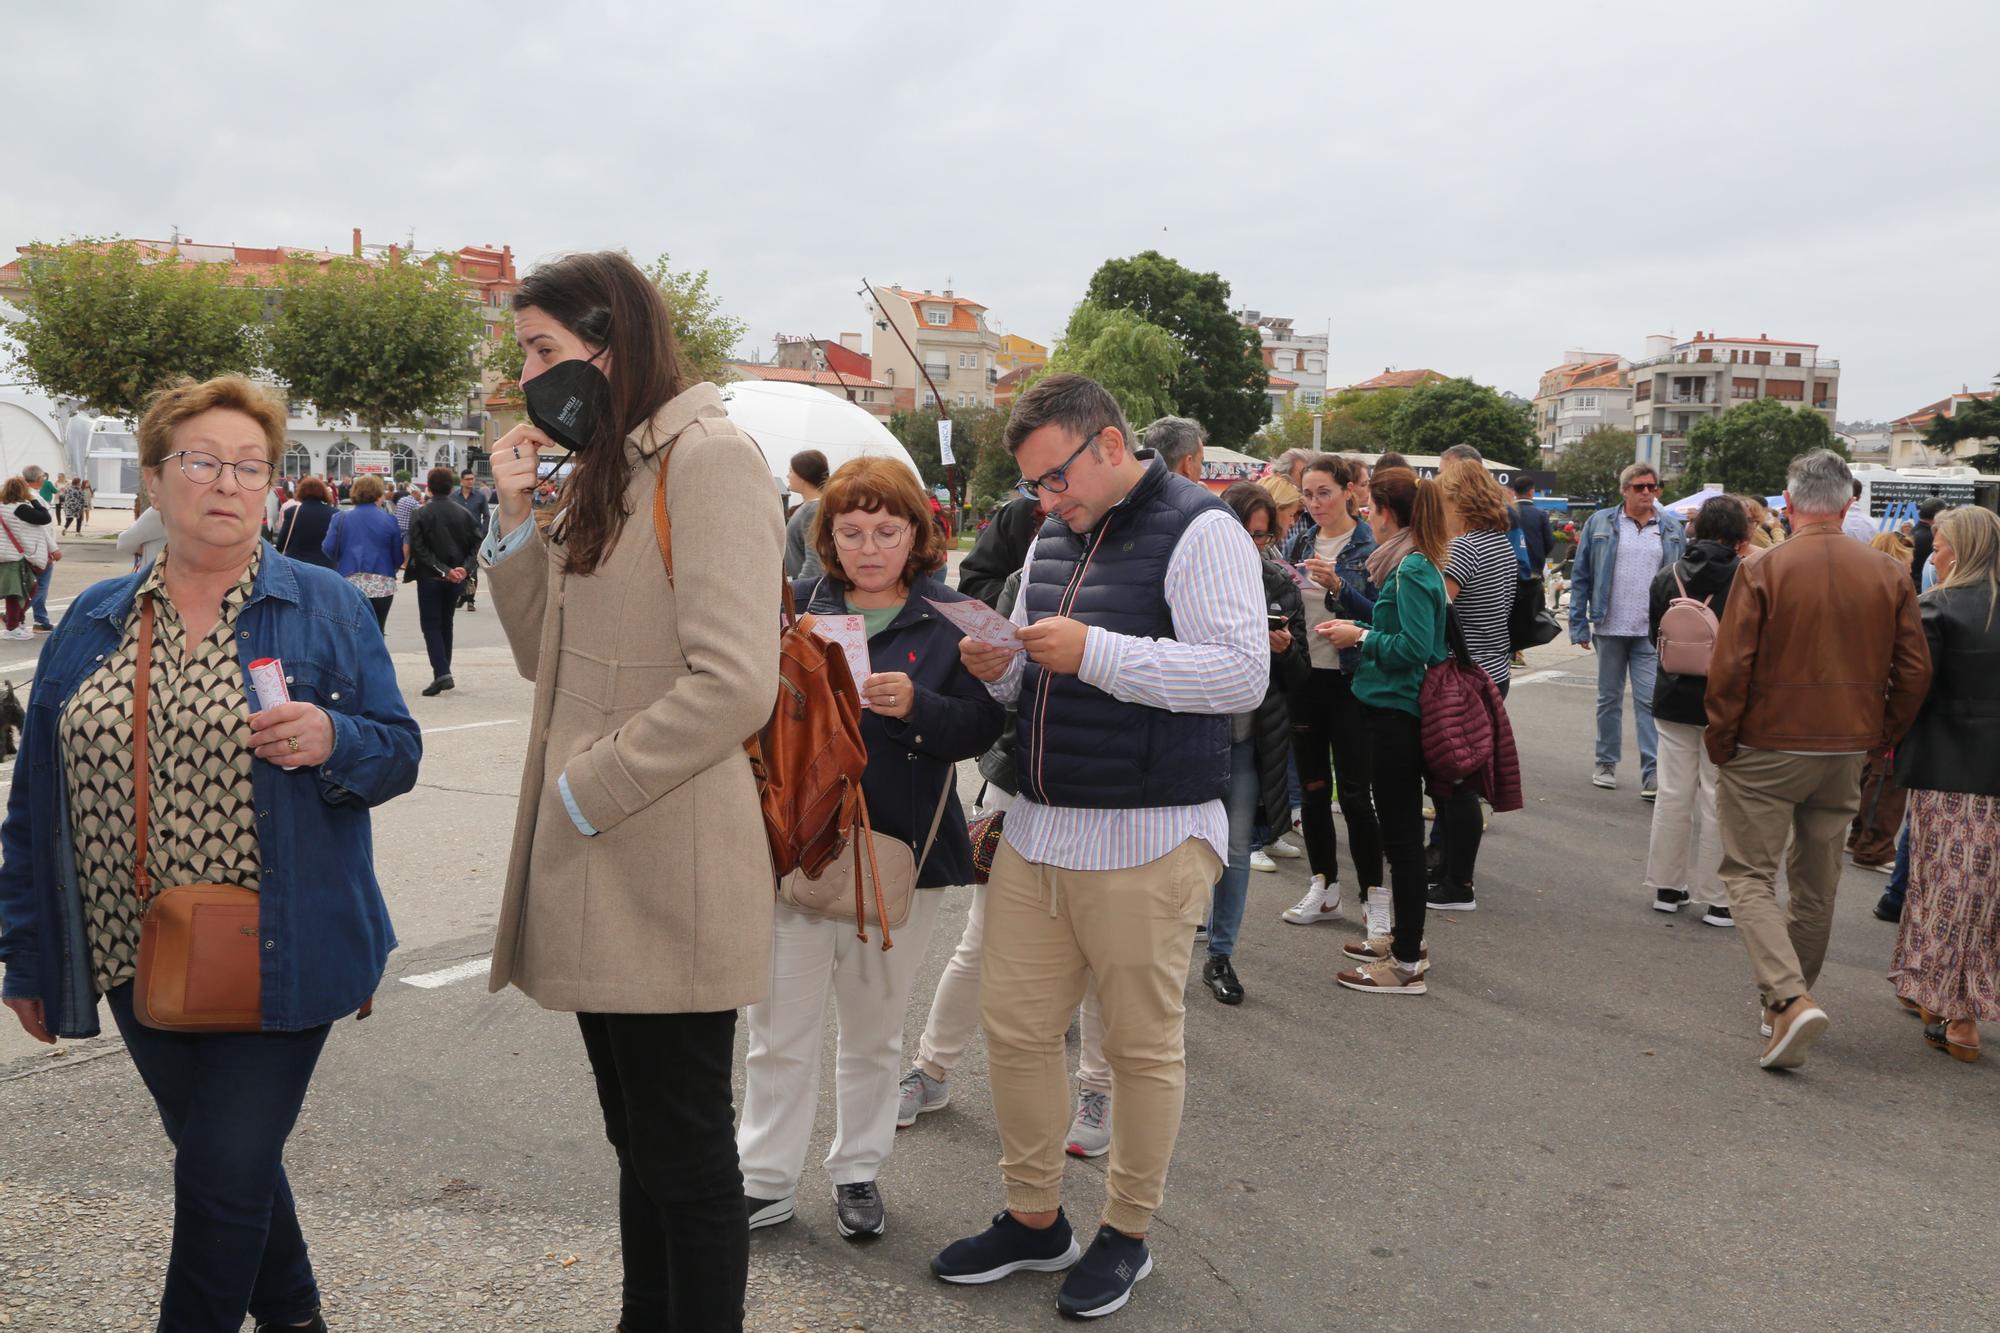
937, 419, 955, 465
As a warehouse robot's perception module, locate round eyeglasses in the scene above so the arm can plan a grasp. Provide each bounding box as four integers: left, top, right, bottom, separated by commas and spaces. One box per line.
161, 450, 274, 490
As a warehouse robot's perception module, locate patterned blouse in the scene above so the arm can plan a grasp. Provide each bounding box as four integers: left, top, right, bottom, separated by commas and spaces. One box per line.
61, 552, 264, 995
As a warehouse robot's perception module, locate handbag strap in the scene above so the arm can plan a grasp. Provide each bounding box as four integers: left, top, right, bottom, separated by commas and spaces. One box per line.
912, 776, 954, 878
0, 512, 25, 558
131, 595, 157, 904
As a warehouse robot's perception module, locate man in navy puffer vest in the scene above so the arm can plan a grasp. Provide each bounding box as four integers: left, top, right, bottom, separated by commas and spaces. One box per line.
930, 374, 1264, 1320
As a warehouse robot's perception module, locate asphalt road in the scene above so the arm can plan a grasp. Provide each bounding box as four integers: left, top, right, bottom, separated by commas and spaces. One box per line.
2, 535, 1996, 1331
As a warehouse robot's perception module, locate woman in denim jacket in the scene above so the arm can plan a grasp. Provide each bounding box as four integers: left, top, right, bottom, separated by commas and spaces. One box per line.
0, 375, 420, 1333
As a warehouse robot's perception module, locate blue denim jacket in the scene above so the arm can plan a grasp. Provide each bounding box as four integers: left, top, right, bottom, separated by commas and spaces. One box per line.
1289, 519, 1379, 672
1568, 504, 1687, 643
0, 545, 421, 1037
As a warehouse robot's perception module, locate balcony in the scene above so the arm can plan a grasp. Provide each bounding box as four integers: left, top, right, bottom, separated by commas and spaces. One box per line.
1666, 392, 1710, 405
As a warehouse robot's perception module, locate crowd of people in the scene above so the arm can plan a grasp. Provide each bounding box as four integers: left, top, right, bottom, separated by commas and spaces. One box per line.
0, 247, 1994, 1331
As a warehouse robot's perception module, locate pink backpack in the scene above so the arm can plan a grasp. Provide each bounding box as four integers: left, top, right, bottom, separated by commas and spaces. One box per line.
1657, 570, 1719, 676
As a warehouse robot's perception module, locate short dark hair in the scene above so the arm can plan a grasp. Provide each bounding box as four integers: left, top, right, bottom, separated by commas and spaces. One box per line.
1219, 479, 1279, 538
1375, 451, 1410, 471
1511, 474, 1536, 497
1919, 497, 1948, 521
1302, 453, 1357, 488
1005, 373, 1129, 456
462, 470, 476, 482
789, 449, 830, 489
1852, 478, 1864, 498
427, 466, 455, 497
1693, 493, 1750, 546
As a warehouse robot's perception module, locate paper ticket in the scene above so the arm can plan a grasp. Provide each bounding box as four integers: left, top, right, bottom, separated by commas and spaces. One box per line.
925, 596, 1024, 652
810, 615, 875, 706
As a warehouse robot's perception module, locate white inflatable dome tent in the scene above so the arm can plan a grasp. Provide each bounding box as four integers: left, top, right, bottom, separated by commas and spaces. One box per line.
718, 379, 923, 498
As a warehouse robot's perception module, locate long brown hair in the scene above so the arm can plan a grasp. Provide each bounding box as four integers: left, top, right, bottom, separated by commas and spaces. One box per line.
1368, 467, 1450, 567
512, 252, 689, 577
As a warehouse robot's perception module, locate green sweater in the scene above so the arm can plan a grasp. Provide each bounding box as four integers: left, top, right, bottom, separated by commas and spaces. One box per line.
1353, 551, 1449, 716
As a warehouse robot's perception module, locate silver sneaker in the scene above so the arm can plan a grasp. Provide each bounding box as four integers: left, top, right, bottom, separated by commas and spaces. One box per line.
897, 1067, 950, 1128
1592, 764, 1617, 789
1065, 1089, 1112, 1158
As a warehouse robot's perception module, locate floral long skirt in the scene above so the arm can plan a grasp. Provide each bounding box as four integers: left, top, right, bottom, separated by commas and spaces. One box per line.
1890, 789, 2000, 1022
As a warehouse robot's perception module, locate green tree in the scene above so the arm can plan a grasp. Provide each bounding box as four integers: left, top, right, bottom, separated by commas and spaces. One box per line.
1555, 427, 1637, 501
1039, 301, 1184, 430
484, 307, 525, 386
1681, 397, 1845, 496
970, 418, 1025, 511
1924, 394, 2000, 467
887, 403, 1009, 497
1084, 251, 1268, 447
1, 238, 263, 417
1387, 377, 1537, 467
1260, 402, 1320, 455
644, 254, 749, 385
263, 253, 484, 451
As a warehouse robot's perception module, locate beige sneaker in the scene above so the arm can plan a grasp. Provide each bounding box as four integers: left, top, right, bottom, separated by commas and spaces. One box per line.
1335, 957, 1427, 995
1339, 936, 1430, 973
1759, 994, 1829, 1070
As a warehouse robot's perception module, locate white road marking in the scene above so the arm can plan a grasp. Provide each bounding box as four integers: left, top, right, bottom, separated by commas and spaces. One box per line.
420, 719, 518, 735
1509, 669, 1567, 686
399, 957, 492, 989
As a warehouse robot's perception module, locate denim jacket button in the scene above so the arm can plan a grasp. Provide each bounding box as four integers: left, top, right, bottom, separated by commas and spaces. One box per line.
330, 691, 340, 701
263, 939, 275, 951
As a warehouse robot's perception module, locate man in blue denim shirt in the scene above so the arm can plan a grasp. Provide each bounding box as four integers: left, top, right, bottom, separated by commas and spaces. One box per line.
1568, 462, 1686, 798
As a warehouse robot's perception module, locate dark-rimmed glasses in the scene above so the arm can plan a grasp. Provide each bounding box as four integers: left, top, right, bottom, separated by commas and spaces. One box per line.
1014, 430, 1102, 500
1626, 481, 1660, 493
161, 450, 273, 490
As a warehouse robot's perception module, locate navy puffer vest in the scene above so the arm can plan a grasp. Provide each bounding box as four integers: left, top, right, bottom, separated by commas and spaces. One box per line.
1017, 458, 1231, 808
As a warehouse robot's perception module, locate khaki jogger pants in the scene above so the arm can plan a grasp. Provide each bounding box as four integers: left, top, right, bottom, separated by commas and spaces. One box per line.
979, 835, 1221, 1236
1715, 747, 1867, 1007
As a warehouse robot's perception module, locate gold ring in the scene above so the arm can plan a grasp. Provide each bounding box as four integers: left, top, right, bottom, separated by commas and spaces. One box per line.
286, 736, 302, 754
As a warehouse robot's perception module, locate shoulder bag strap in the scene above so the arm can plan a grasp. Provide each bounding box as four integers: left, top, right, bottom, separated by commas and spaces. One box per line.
131, 596, 156, 904
1673, 569, 1688, 599
912, 777, 955, 877
652, 427, 798, 625
0, 513, 25, 562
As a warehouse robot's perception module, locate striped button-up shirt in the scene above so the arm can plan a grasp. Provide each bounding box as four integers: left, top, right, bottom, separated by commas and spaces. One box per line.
986, 507, 1266, 871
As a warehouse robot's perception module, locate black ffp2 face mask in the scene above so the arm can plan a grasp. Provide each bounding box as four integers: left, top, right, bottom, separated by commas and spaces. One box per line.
523, 357, 612, 454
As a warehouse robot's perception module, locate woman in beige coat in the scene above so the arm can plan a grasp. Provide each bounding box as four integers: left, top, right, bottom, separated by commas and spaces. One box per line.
482, 252, 781, 1333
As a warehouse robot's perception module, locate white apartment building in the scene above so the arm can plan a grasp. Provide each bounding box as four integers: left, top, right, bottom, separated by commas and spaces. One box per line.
1235, 311, 1328, 417
1629, 331, 1839, 472
863, 286, 1002, 412
1887, 391, 1996, 468
1533, 351, 1632, 458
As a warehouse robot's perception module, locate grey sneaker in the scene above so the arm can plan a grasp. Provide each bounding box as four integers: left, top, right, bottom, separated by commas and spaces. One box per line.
1592, 764, 1617, 789
1065, 1089, 1112, 1159
896, 1067, 949, 1128
833, 1180, 886, 1239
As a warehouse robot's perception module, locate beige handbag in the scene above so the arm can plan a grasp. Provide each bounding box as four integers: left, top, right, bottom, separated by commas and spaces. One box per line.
778, 779, 953, 946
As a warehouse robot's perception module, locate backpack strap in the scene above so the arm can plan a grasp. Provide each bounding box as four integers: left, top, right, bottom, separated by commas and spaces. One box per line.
652, 429, 797, 624
1673, 569, 1688, 600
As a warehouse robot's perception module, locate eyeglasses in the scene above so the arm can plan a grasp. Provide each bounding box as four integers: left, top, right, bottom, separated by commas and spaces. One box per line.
831, 521, 912, 551
1627, 481, 1661, 493
162, 450, 273, 490
1014, 430, 1102, 500
1248, 530, 1276, 546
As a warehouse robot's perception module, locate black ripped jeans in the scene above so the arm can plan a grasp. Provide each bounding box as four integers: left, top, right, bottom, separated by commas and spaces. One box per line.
1292, 668, 1384, 890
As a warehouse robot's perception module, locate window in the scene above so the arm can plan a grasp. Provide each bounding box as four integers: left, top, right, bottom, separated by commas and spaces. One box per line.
1765, 378, 1804, 402
1784, 352, 1802, 367
1302, 390, 1323, 407
925, 307, 949, 327
282, 442, 310, 479
1575, 394, 1598, 410
323, 439, 356, 480
1733, 377, 1758, 399
959, 352, 975, 369
925, 356, 950, 383
923, 390, 937, 408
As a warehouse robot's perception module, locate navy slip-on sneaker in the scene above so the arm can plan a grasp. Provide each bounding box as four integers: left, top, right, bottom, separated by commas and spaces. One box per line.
932, 1208, 1081, 1284
1056, 1225, 1153, 1319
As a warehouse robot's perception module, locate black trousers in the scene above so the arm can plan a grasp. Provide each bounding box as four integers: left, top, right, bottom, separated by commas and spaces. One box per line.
1431, 676, 1508, 892
1292, 668, 1383, 889
415, 578, 458, 678
576, 1010, 748, 1333
368, 596, 392, 631
1366, 705, 1428, 966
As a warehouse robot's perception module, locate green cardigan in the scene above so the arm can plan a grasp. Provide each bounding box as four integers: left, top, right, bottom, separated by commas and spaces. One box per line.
1353, 551, 1449, 715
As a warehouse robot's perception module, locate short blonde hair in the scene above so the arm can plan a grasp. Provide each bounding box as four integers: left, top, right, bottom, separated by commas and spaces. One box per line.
350, 474, 386, 505
1258, 474, 1302, 508
1438, 458, 1510, 533
136, 374, 287, 470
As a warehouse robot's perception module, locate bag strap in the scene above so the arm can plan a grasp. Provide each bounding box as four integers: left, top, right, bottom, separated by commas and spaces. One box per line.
0, 513, 25, 558
652, 427, 797, 625
131, 596, 157, 905
912, 777, 954, 878
1673, 570, 1688, 600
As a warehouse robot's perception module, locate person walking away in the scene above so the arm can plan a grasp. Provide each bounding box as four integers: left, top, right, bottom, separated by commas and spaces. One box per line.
782, 448, 829, 579
1424, 459, 1520, 912
394, 480, 423, 545
1889, 506, 2000, 1062
1284, 455, 1383, 929
17, 466, 61, 632
272, 477, 339, 569
1196, 482, 1308, 1005
449, 470, 491, 611
322, 474, 405, 630
1706, 450, 1931, 1070
406, 467, 479, 695
739, 458, 1004, 1238
1569, 462, 1686, 798
935, 374, 1264, 1320
0, 374, 418, 1333
1643, 495, 1749, 926
0, 480, 53, 638
481, 251, 781, 1331
1511, 474, 1553, 581
1315, 468, 1450, 992
1908, 497, 1945, 587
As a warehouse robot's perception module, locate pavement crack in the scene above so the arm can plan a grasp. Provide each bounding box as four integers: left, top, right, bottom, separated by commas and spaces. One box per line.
412, 781, 517, 798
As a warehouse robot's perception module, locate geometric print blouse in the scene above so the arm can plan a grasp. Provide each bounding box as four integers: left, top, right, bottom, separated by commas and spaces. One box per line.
60, 551, 264, 995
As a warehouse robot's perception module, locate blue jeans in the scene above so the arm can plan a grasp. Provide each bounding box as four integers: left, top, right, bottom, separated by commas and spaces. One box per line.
106, 983, 330, 1331
29, 558, 51, 627
1209, 738, 1258, 958
1593, 633, 1659, 784
1885, 820, 1912, 909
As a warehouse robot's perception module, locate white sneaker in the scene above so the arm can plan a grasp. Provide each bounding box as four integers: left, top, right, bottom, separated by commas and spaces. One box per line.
4, 627, 32, 640
1363, 887, 1391, 940
1065, 1089, 1112, 1158
1264, 834, 1302, 860
1281, 875, 1342, 925
1290, 807, 1303, 834
1248, 849, 1278, 873
896, 1067, 949, 1128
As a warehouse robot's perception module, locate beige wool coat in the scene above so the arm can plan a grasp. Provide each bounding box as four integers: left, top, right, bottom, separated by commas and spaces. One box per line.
484, 383, 782, 1013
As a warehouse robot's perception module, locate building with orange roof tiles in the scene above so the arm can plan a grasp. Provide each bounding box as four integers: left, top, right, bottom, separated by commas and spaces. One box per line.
863, 285, 1004, 413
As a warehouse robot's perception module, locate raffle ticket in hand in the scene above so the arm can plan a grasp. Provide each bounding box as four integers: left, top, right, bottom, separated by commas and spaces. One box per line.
924, 597, 1023, 652
809, 615, 875, 707
247, 658, 291, 711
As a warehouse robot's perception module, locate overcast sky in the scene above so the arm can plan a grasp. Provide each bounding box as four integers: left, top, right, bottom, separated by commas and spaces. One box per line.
7, 2, 1996, 423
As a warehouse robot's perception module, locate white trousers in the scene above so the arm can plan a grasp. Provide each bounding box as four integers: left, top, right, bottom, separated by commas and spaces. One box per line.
738, 891, 945, 1196
914, 881, 1110, 1094
1644, 719, 1725, 909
